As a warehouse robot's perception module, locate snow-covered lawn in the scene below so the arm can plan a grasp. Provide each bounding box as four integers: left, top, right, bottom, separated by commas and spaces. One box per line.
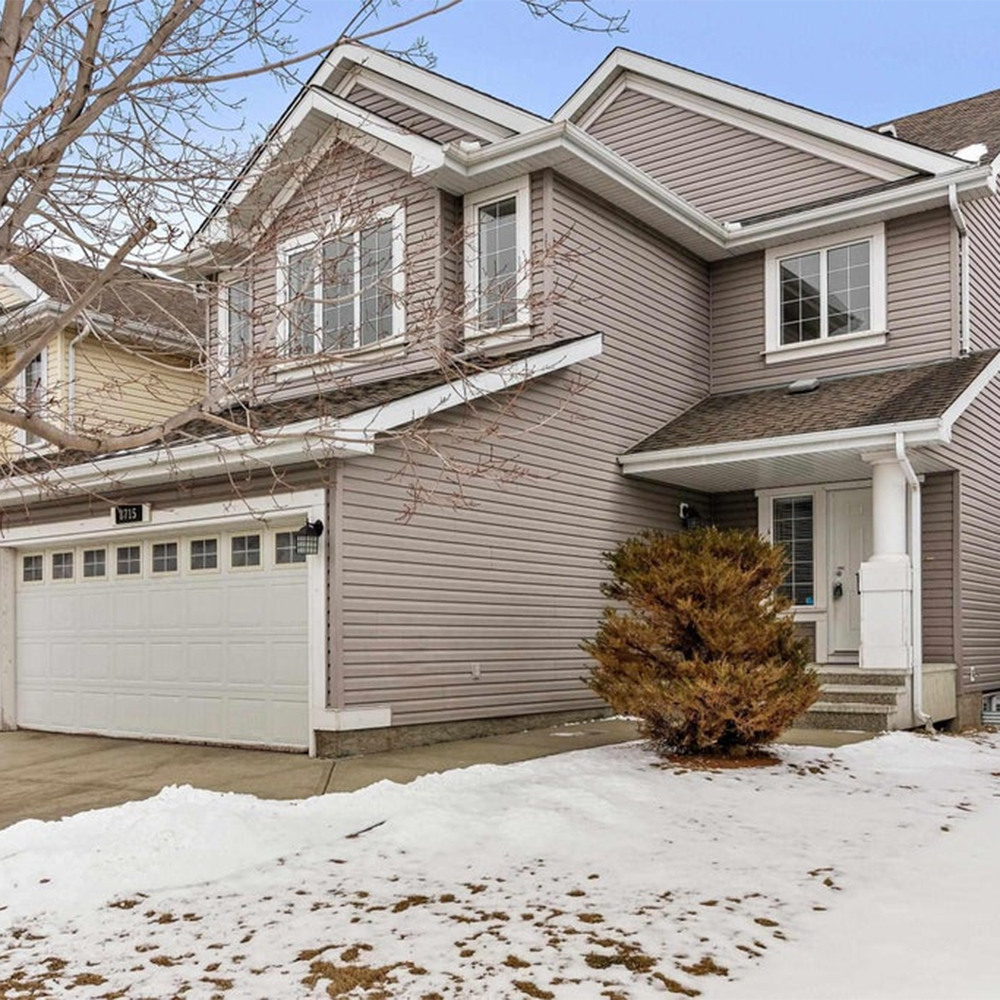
2, 731, 998, 999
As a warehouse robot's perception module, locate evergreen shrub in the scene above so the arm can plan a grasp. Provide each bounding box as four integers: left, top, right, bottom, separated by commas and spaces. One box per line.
584, 527, 820, 756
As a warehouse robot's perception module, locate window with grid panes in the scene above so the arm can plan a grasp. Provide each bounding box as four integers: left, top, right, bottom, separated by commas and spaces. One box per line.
772, 497, 814, 606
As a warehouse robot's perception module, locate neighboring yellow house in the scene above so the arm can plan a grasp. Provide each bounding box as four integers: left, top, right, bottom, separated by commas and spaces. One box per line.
0, 252, 204, 459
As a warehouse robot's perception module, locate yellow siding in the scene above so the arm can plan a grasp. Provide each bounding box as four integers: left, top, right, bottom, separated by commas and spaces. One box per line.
72, 338, 202, 436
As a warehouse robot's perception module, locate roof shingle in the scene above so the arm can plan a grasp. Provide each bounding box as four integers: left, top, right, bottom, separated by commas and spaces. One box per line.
628, 351, 999, 455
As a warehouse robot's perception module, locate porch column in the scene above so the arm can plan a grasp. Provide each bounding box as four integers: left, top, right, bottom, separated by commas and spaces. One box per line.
859, 455, 912, 670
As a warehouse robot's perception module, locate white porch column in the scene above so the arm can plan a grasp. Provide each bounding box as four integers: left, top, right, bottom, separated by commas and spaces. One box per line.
859, 454, 912, 670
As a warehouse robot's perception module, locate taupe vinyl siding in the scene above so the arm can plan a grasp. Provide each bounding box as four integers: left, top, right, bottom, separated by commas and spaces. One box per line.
210, 143, 442, 399
334, 175, 711, 725
965, 197, 1000, 349
710, 490, 757, 531
587, 87, 883, 223
937, 379, 1000, 691
710, 209, 956, 393
921, 472, 955, 664
344, 81, 483, 145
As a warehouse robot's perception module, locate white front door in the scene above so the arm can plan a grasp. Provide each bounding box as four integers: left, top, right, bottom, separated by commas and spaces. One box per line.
827, 487, 872, 656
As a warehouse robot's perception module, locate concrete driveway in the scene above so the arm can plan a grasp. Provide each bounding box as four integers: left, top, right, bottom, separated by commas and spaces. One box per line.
0, 720, 644, 830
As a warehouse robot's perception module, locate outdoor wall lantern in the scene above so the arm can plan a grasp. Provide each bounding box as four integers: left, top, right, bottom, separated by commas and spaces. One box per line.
294, 518, 325, 556
679, 503, 703, 530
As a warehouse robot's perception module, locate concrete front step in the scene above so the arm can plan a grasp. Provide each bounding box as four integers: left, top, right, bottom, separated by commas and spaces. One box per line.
819, 684, 901, 706
797, 701, 896, 733
812, 665, 909, 687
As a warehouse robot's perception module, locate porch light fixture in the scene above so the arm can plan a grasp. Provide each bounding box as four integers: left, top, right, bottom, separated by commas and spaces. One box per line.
679, 503, 703, 530
294, 518, 324, 556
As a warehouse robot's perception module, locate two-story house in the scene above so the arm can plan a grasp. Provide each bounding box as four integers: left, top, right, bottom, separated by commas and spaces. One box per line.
1, 45, 998, 755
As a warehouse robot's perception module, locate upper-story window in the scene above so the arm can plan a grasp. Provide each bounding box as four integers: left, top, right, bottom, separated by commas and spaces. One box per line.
277, 206, 404, 357
218, 275, 252, 372
21, 352, 45, 446
764, 224, 886, 363
464, 177, 531, 341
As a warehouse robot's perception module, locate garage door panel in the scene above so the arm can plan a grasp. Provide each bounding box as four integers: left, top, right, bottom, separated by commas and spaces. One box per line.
149, 643, 186, 681
79, 642, 112, 680
188, 641, 225, 683
16, 526, 310, 749
113, 592, 146, 629
80, 591, 113, 626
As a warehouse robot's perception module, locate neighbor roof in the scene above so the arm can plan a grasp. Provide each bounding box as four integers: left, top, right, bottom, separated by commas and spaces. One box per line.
628, 351, 1000, 455
874, 88, 1000, 161
9, 252, 203, 346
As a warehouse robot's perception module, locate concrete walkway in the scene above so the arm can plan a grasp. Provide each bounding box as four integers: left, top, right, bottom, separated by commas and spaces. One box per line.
0, 721, 872, 830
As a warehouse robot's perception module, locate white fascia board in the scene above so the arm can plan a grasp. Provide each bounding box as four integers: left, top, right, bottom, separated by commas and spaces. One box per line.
0, 334, 602, 507
435, 124, 991, 260
557, 49, 963, 177
618, 419, 945, 478
350, 332, 602, 435
728, 166, 994, 251
0, 264, 45, 308
217, 89, 445, 231
314, 44, 548, 135
338, 67, 515, 144
940, 350, 1000, 435
437, 122, 728, 244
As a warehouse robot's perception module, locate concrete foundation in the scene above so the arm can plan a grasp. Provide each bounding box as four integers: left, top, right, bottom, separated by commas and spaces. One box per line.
314, 707, 612, 758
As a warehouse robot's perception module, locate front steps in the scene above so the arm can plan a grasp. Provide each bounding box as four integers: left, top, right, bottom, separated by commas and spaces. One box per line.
797, 665, 910, 732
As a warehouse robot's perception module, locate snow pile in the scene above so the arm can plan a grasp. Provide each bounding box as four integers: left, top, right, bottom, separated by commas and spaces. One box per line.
1, 731, 998, 998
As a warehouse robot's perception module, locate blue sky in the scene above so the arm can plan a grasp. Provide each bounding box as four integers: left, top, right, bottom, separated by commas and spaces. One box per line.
248, 1, 1000, 131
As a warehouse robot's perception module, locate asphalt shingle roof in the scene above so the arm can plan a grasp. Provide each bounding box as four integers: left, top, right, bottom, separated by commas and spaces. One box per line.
10, 251, 203, 347
873, 88, 1000, 160
628, 350, 999, 455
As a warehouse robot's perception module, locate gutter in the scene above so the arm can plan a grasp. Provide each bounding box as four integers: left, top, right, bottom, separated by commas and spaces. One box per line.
895, 432, 931, 730
948, 184, 972, 355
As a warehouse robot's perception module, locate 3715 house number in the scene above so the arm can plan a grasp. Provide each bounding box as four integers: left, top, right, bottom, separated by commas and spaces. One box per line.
114, 504, 145, 525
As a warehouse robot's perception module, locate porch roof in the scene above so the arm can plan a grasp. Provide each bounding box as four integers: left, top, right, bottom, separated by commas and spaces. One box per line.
620, 350, 1000, 493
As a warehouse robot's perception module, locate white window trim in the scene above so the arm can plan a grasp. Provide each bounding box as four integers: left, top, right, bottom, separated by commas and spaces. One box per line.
217, 272, 252, 377
19, 349, 47, 449
764, 223, 886, 364
464, 175, 532, 346
757, 486, 827, 615
275, 204, 406, 359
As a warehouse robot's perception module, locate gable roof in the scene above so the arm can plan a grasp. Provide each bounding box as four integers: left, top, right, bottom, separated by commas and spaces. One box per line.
874, 88, 1000, 162
1, 252, 203, 350
556, 48, 967, 178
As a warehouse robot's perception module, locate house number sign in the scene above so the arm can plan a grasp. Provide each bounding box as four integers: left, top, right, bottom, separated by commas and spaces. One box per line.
113, 504, 146, 525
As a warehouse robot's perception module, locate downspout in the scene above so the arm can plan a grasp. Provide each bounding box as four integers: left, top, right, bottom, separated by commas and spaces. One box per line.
67, 321, 91, 429
948, 184, 971, 356
895, 432, 931, 730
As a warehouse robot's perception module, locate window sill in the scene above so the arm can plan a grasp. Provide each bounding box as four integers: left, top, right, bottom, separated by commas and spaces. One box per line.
273, 336, 407, 383
463, 322, 533, 351
763, 329, 887, 364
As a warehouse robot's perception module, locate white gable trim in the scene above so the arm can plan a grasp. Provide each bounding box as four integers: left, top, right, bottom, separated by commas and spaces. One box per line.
224, 87, 445, 218
0, 264, 45, 311
0, 334, 603, 506
339, 67, 516, 144
940, 350, 1000, 434
557, 49, 963, 177
314, 44, 547, 136
619, 74, 911, 183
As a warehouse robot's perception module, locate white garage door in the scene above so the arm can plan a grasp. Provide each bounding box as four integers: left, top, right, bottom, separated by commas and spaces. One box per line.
15, 525, 310, 749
